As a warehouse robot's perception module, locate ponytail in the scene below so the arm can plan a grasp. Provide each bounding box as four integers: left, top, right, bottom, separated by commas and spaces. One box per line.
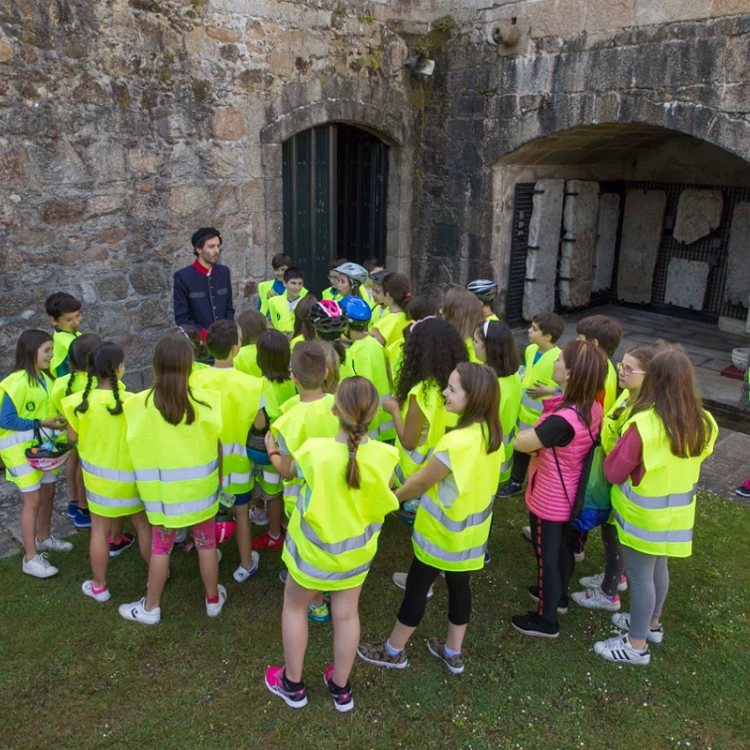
382, 272, 412, 312
334, 377, 380, 488
333, 338, 347, 366
74, 372, 95, 415
107, 371, 123, 416
345, 422, 367, 489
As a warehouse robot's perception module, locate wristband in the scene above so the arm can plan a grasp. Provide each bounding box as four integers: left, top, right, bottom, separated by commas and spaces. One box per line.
269, 450, 280, 458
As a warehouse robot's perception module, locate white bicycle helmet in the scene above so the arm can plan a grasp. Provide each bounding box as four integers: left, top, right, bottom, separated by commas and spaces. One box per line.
467, 279, 498, 303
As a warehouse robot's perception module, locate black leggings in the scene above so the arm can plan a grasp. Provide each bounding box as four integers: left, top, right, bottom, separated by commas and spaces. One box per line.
511, 450, 531, 485
397, 556, 472, 628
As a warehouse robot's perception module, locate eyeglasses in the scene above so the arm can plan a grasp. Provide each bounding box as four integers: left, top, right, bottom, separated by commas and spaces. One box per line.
617, 362, 645, 376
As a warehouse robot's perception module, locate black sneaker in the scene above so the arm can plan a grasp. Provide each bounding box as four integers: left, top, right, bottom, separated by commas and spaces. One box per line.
496, 481, 523, 498
109, 532, 135, 558
735, 483, 750, 498
511, 612, 560, 639
528, 585, 568, 615
324, 665, 354, 712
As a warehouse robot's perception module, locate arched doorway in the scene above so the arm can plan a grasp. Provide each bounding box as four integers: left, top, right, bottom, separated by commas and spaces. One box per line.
281, 123, 388, 295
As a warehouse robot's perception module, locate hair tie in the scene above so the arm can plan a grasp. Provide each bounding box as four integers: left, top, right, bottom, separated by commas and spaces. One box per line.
177, 326, 191, 342
404, 292, 412, 300
348, 451, 357, 458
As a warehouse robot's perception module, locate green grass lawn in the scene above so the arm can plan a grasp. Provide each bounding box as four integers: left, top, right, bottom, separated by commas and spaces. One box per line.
1, 493, 748, 750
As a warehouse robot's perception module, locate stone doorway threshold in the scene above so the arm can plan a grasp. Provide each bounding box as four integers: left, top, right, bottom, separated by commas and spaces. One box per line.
512, 304, 750, 431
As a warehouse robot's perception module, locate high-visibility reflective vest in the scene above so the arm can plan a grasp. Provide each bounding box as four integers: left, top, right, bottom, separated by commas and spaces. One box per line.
412, 421, 502, 572
372, 310, 408, 349
123, 388, 222, 528
386, 338, 404, 389
233, 344, 262, 378
395, 381, 457, 485
369, 304, 389, 331
611, 408, 717, 558
268, 288, 309, 333
271, 394, 338, 516
498, 373, 523, 483
345, 336, 393, 441
283, 439, 399, 590
602, 390, 630, 455
290, 334, 305, 350
50, 371, 90, 415
191, 367, 263, 495
517, 345, 561, 431
51, 330, 79, 378
258, 279, 279, 317
486, 313, 500, 322
62, 388, 143, 518
321, 287, 340, 302
465, 338, 482, 364
603, 359, 618, 414
0, 370, 56, 490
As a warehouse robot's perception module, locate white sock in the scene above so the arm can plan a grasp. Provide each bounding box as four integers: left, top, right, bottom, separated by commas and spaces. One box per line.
385, 638, 403, 656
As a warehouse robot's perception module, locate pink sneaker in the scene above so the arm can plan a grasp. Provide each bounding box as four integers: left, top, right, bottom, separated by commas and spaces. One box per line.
265, 666, 308, 709
324, 665, 354, 713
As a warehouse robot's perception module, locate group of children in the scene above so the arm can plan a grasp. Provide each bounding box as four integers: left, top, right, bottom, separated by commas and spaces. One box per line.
0, 265, 718, 712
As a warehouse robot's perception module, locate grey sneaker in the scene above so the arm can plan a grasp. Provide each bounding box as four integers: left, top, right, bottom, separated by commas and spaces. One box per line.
392, 571, 433, 599
611, 612, 664, 644
426, 638, 464, 674
357, 639, 408, 669
36, 535, 73, 553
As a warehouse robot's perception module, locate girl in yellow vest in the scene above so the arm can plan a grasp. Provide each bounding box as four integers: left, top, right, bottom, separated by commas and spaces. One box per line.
51, 333, 101, 529
289, 294, 319, 350
62, 342, 152, 602
371, 272, 411, 348
265, 377, 399, 712
177, 323, 211, 370
233, 309, 267, 378
594, 346, 717, 665
358, 363, 503, 674
119, 334, 224, 625
309, 300, 350, 386
0, 330, 70, 578
368, 269, 392, 329
441, 287, 484, 363
334, 262, 370, 302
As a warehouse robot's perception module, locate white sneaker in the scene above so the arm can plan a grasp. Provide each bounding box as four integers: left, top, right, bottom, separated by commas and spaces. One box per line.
392, 571, 433, 599
216, 548, 223, 563
22, 552, 58, 578
571, 586, 621, 611
250, 505, 268, 526
206, 584, 227, 617
579, 572, 628, 592
594, 633, 650, 665
233, 551, 260, 582
174, 529, 188, 545
119, 597, 161, 625
522, 525, 532, 541
611, 612, 664, 643
36, 535, 73, 553
82, 580, 111, 603
575, 551, 585, 563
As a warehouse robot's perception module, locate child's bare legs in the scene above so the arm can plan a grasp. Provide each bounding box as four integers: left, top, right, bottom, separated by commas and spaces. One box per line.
89, 512, 110, 588
233, 501, 254, 571
311, 591, 325, 608
67, 450, 87, 511
109, 517, 125, 544
193, 517, 219, 600
330, 586, 363, 688
20, 488, 42, 561
130, 512, 152, 564
446, 623, 468, 653
37, 482, 55, 541
282, 576, 318, 682
267, 495, 284, 538
145, 526, 173, 611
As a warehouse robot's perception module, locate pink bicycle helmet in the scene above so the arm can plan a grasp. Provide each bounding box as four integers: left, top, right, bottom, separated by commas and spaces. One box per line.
215, 514, 236, 544
25, 427, 72, 472
310, 300, 348, 335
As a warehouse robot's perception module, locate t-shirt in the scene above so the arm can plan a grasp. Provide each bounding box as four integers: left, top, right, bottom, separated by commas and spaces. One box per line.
535, 415, 575, 448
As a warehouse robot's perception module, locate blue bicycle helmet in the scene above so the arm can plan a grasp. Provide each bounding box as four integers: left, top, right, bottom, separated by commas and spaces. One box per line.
340, 295, 372, 322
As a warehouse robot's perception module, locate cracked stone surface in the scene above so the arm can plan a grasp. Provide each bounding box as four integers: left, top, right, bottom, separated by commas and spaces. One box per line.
559, 180, 599, 308
673, 189, 723, 245
664, 257, 710, 310
726, 202, 750, 307
592, 193, 620, 294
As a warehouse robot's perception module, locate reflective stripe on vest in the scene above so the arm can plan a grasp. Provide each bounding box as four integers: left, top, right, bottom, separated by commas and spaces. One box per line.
502, 427, 516, 446
135, 459, 218, 483
262, 468, 280, 484
86, 491, 142, 510
142, 492, 217, 517
418, 495, 493, 534
612, 510, 693, 545
618, 481, 696, 510
0, 429, 35, 451
222, 442, 247, 459
285, 534, 372, 582
412, 529, 486, 564
521, 394, 543, 414
81, 459, 136, 483
284, 483, 301, 498
394, 464, 406, 485
8, 463, 35, 478
223, 471, 252, 487
500, 456, 513, 475
408, 447, 431, 466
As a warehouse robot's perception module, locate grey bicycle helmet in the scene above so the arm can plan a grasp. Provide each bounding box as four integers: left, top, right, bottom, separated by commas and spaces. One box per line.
467, 279, 498, 303
335, 262, 369, 286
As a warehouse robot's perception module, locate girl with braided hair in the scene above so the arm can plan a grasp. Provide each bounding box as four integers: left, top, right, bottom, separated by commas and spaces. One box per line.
62, 343, 152, 603
265, 377, 399, 713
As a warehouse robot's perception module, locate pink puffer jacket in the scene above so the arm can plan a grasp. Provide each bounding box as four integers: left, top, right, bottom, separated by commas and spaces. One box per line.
525, 395, 603, 522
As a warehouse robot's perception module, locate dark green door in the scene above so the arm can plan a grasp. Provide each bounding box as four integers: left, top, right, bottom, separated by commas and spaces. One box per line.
282, 124, 388, 297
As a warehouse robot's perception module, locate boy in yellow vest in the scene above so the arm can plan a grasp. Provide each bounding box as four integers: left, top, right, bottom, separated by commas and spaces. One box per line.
257, 254, 291, 318
268, 267, 308, 336
192, 320, 266, 583
576, 315, 622, 414
46, 292, 82, 378
498, 311, 564, 498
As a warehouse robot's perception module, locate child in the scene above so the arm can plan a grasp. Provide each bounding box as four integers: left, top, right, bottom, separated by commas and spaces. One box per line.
357, 363, 503, 674
472, 320, 522, 487
62, 342, 152, 602
0, 330, 71, 578
290, 294, 319, 350
120, 334, 224, 625
369, 269, 392, 326
594, 345, 717, 665
467, 279, 499, 322
51, 332, 102, 529
308, 300, 351, 380
371, 272, 411, 348
498, 311, 565, 498
46, 292, 82, 378
265, 342, 339, 621
248, 330, 297, 536
386, 296, 438, 395
335, 262, 369, 301
258, 253, 292, 318
322, 258, 348, 301
442, 287, 484, 363
234, 309, 267, 378
269, 267, 308, 336
362, 257, 385, 306
510, 340, 606, 639
264, 377, 399, 711
576, 314, 623, 413
192, 320, 265, 583
177, 323, 211, 368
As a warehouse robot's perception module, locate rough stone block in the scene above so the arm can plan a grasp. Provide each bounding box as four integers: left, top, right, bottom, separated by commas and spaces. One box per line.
634, 0, 712, 25
592, 193, 620, 293
168, 185, 212, 219
664, 258, 710, 310
617, 189, 667, 304
586, 0, 634, 32
211, 108, 245, 141
673, 189, 723, 245
523, 179, 564, 321
559, 180, 599, 308
725, 202, 750, 306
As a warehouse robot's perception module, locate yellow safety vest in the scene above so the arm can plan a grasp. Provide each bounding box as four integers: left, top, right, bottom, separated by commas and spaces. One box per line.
517, 345, 561, 431
486, 314, 500, 322
283, 439, 399, 591
395, 381, 458, 485
321, 287, 340, 302
191, 367, 263, 495
344, 336, 393, 440
385, 338, 404, 388
290, 334, 305, 350
62, 388, 143, 518
233, 344, 262, 378
123, 388, 222, 528
465, 338, 482, 364
601, 390, 631, 455
0, 370, 57, 489
50, 330, 79, 378
372, 310, 408, 349
369, 304, 389, 332
268, 288, 309, 333
603, 359, 618, 414
611, 408, 717, 558
498, 373, 523, 483
271, 394, 338, 516
412, 421, 502, 572
50, 371, 90, 415
258, 279, 280, 317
